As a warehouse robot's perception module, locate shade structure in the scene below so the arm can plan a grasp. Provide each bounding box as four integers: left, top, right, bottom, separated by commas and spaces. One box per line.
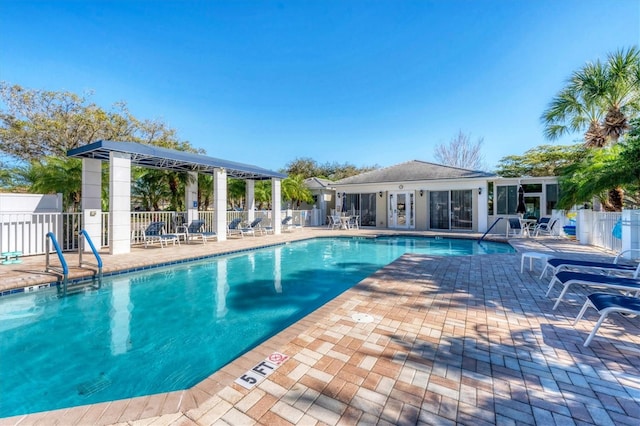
516, 185, 526, 215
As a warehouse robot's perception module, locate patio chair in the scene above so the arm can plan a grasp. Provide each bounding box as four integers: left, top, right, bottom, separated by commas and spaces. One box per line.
348, 215, 360, 229
282, 216, 294, 232
181, 219, 217, 244
506, 218, 524, 237
546, 270, 640, 310
573, 292, 640, 346
328, 215, 341, 230
240, 218, 263, 236
534, 218, 558, 237
540, 249, 640, 281
143, 221, 180, 248
227, 218, 244, 238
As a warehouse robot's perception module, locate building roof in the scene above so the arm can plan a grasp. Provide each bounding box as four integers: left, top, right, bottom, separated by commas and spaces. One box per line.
334, 160, 495, 185
304, 177, 334, 190
67, 140, 286, 180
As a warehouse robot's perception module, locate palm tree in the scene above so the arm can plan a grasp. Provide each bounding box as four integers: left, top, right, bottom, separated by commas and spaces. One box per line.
21, 157, 83, 211
281, 174, 313, 208
542, 47, 640, 147
542, 47, 640, 210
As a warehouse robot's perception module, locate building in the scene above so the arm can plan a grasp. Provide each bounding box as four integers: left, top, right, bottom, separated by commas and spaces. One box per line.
331, 160, 558, 233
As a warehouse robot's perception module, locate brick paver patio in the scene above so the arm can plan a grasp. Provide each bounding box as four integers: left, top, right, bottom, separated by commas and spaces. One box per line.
1, 230, 639, 425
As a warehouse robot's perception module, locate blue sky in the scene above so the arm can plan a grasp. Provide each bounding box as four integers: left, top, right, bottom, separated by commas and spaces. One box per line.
1, 1, 639, 173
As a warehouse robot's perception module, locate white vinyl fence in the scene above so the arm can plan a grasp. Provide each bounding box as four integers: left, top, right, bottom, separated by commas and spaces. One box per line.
1, 210, 312, 255
578, 210, 623, 252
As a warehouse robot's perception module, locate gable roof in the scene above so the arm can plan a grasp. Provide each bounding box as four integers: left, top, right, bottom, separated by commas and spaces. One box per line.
304, 177, 334, 189
67, 140, 286, 180
334, 160, 495, 185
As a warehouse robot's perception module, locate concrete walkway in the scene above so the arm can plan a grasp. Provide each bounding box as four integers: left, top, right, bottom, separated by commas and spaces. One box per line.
1, 230, 639, 425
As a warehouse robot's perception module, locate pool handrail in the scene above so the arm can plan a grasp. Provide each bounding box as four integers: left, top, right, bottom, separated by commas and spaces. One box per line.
45, 232, 69, 293
79, 229, 103, 281
478, 217, 503, 244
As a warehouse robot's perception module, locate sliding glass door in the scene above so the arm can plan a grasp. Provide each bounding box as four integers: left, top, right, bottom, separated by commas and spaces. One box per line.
429, 190, 472, 230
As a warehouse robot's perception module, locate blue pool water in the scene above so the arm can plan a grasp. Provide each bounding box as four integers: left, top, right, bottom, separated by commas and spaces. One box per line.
0, 237, 513, 417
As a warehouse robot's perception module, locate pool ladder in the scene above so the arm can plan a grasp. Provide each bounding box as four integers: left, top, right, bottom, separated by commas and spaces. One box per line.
478, 217, 503, 244
46, 230, 103, 296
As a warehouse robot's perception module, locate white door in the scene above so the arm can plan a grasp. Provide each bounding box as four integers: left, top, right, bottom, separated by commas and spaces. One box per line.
388, 192, 414, 229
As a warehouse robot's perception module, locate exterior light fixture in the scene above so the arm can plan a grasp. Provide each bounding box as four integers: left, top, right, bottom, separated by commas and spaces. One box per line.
379, 191, 383, 198
419, 190, 424, 197
478, 187, 482, 195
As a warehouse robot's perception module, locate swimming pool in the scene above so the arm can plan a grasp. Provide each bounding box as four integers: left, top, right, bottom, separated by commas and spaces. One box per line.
0, 236, 513, 417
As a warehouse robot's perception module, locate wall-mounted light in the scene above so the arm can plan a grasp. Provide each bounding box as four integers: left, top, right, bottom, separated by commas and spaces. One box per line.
419, 190, 424, 197
379, 191, 383, 198
478, 187, 482, 195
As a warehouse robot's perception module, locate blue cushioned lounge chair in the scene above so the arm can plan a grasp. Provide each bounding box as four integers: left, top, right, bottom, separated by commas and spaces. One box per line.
182, 220, 217, 244
573, 292, 640, 346
143, 221, 180, 248
240, 217, 263, 236
227, 218, 244, 238
540, 249, 640, 281
546, 271, 640, 310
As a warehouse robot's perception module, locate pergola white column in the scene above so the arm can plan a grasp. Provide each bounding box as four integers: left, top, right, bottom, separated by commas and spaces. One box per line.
186, 171, 198, 224
272, 178, 282, 234
81, 158, 102, 252
109, 152, 131, 254
213, 168, 228, 241
246, 179, 255, 222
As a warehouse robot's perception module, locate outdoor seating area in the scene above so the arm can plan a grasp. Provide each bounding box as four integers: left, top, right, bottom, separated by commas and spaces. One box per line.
0, 231, 638, 425
327, 214, 360, 230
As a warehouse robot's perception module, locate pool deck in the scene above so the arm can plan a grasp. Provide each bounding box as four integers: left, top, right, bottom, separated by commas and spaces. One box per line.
1, 228, 639, 425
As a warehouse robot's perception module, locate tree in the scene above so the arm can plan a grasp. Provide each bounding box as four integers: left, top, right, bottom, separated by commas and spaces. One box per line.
282, 157, 378, 180
281, 174, 313, 208
434, 131, 486, 170
19, 157, 83, 211
542, 47, 640, 210
541, 47, 640, 147
131, 168, 172, 211
495, 144, 588, 177
0, 82, 199, 162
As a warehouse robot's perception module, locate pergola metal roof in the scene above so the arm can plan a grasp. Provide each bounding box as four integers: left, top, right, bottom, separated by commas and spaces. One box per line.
67, 140, 286, 180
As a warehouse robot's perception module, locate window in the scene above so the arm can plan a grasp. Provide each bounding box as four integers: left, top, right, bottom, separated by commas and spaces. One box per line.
496, 185, 517, 215
522, 184, 542, 193
546, 184, 558, 215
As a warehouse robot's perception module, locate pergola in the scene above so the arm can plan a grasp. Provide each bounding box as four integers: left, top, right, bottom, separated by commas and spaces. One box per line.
67, 140, 287, 254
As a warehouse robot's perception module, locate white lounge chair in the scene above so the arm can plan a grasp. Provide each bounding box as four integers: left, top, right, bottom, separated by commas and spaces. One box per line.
546, 271, 640, 310
540, 249, 640, 281
240, 218, 264, 236
573, 292, 640, 346
227, 218, 245, 238
181, 220, 217, 244
143, 221, 180, 248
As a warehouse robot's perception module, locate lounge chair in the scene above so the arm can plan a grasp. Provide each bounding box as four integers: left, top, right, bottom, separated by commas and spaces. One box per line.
281, 216, 294, 232
240, 218, 263, 236
540, 249, 640, 281
573, 292, 640, 346
546, 271, 640, 310
143, 221, 180, 248
181, 220, 217, 244
533, 218, 558, 237
227, 217, 247, 238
